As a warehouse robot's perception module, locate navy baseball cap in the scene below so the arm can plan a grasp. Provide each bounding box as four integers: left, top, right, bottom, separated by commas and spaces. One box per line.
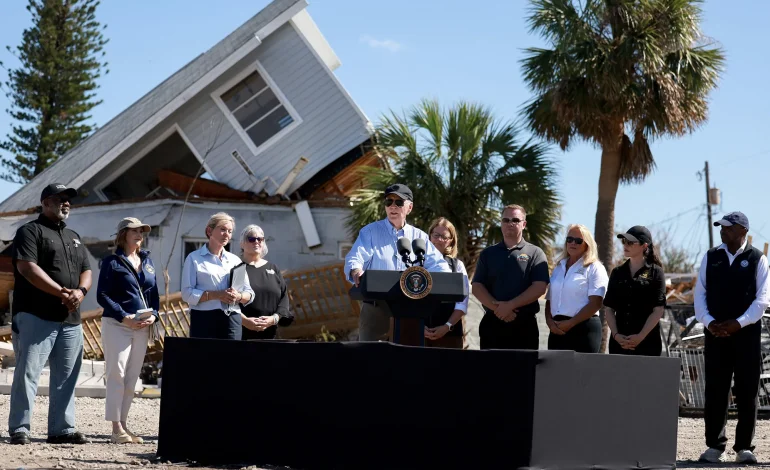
40, 183, 77, 202
714, 211, 749, 230
384, 183, 413, 202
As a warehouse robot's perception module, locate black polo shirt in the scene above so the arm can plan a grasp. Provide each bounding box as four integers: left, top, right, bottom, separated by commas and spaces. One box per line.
12, 214, 91, 324
472, 240, 550, 319
603, 260, 666, 334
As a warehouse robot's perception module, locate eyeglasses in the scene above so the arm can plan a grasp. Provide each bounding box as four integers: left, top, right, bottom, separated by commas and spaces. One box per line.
247, 236, 265, 243
566, 236, 584, 245
501, 217, 524, 225
431, 233, 453, 242
620, 239, 639, 246
384, 199, 405, 207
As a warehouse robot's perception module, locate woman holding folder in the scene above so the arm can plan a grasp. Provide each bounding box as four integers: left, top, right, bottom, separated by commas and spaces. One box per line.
181, 212, 254, 340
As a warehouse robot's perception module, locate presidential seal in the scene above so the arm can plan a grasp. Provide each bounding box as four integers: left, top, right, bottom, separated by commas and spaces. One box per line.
400, 266, 433, 300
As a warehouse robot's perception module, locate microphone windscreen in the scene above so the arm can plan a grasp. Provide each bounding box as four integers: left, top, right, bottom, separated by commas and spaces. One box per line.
397, 237, 412, 256
412, 238, 427, 255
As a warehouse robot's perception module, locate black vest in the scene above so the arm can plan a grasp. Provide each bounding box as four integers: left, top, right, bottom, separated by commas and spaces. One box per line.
426, 256, 462, 336
705, 243, 762, 322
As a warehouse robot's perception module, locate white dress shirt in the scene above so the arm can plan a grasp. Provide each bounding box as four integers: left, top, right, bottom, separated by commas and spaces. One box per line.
694, 241, 770, 328
181, 245, 255, 313
450, 258, 470, 315
546, 257, 609, 318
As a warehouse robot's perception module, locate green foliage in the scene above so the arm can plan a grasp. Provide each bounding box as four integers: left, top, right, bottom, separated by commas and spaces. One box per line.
0, 0, 109, 183
347, 100, 561, 269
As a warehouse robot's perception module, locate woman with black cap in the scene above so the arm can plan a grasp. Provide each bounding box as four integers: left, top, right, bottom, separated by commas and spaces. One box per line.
603, 226, 666, 356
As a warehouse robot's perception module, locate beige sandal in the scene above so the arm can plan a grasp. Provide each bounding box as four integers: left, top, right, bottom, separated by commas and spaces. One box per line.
124, 429, 144, 444
110, 432, 133, 444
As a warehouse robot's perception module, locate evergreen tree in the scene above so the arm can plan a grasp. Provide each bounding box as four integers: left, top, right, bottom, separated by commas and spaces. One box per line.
0, 0, 108, 183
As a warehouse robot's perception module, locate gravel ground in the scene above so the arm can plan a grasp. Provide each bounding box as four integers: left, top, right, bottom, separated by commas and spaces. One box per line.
1, 396, 769, 469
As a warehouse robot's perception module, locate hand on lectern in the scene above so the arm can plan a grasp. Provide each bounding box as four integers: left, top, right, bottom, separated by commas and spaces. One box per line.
351, 269, 364, 287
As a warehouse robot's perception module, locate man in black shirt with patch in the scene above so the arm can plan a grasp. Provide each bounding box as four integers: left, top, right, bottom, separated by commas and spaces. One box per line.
8, 184, 92, 445
472, 204, 550, 350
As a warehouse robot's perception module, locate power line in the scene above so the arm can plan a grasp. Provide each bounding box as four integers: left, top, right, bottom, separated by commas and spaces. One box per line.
647, 205, 703, 228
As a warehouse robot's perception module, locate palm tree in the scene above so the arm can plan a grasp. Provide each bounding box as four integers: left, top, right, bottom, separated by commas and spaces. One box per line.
521, 0, 724, 349
346, 99, 561, 272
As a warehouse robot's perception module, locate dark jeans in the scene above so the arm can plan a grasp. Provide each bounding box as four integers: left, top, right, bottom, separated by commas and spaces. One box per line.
479, 314, 539, 350
547, 315, 601, 353
189, 309, 242, 340
704, 322, 761, 452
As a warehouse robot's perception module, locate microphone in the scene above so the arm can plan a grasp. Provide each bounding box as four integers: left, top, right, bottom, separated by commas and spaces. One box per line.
397, 237, 412, 267
412, 238, 427, 266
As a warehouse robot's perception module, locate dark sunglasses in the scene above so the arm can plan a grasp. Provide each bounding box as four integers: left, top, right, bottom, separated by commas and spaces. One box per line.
620, 238, 638, 246
247, 236, 265, 243
501, 217, 524, 225
384, 199, 405, 207
566, 236, 584, 245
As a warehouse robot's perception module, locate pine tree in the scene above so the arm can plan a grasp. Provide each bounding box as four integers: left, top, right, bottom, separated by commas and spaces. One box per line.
0, 0, 108, 184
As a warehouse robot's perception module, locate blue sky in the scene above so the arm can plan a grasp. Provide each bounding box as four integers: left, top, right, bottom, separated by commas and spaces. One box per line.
1, 0, 768, 261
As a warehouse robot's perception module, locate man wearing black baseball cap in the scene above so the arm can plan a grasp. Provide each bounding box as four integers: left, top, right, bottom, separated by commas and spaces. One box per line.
694, 211, 769, 464
345, 183, 453, 342
8, 183, 91, 445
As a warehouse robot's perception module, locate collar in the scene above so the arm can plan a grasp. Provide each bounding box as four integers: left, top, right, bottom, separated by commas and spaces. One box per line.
116, 247, 149, 259
37, 213, 66, 230
199, 243, 229, 259
381, 218, 410, 233
717, 239, 748, 255
500, 239, 526, 251
560, 256, 585, 270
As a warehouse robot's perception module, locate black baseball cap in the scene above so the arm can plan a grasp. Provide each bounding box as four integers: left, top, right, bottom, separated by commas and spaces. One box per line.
384, 183, 413, 202
617, 225, 653, 245
714, 211, 749, 230
40, 183, 77, 202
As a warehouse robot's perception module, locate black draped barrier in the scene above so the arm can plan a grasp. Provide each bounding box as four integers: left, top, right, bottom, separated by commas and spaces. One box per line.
157, 338, 679, 470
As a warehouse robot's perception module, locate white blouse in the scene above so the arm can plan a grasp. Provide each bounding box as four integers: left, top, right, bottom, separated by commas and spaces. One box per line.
546, 257, 609, 318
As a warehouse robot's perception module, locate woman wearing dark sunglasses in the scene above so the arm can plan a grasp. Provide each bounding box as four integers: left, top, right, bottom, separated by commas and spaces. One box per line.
238, 224, 293, 340
544, 224, 608, 353
604, 226, 666, 356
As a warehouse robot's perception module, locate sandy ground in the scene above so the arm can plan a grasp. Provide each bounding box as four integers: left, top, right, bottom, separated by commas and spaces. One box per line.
0, 396, 769, 469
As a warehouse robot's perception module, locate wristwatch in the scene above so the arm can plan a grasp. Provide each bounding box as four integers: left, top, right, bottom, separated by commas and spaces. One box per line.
444, 321, 453, 331
78, 286, 88, 297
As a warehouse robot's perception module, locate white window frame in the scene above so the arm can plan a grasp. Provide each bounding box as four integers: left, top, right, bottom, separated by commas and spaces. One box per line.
211, 61, 302, 157
94, 124, 217, 202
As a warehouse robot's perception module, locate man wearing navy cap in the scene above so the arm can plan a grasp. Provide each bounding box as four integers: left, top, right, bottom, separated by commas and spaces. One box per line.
694, 211, 770, 464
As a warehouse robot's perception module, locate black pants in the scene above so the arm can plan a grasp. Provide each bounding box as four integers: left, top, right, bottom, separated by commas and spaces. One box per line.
547, 315, 601, 353
608, 325, 662, 357
704, 322, 761, 452
479, 314, 539, 350
189, 309, 242, 340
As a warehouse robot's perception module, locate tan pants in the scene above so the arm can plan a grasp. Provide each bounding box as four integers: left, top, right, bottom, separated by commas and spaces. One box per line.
358, 303, 391, 342
101, 318, 148, 422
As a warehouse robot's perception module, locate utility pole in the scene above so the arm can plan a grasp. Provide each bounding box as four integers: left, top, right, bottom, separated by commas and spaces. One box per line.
704, 161, 714, 248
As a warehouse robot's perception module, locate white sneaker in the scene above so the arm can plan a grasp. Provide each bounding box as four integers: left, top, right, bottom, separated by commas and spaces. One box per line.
736, 449, 758, 464
699, 448, 724, 463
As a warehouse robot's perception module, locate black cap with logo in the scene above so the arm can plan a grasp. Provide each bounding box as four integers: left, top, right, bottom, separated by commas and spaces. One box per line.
40, 183, 77, 202
617, 225, 653, 245
383, 183, 413, 202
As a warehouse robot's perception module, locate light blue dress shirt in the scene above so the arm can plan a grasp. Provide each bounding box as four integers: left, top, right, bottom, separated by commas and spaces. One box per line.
345, 218, 451, 282
181, 244, 255, 314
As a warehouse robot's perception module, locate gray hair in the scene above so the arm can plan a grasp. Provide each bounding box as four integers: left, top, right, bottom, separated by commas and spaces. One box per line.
240, 224, 268, 257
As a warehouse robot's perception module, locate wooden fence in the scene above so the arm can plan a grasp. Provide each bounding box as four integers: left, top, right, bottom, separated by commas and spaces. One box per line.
0, 262, 358, 361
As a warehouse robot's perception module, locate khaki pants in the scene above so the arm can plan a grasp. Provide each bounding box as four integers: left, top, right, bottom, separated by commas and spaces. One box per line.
101, 318, 148, 422
358, 303, 391, 342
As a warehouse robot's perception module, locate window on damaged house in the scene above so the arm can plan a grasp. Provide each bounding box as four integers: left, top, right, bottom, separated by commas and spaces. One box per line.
219, 70, 295, 148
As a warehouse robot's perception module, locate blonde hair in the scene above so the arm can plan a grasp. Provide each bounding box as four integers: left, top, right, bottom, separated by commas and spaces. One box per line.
205, 212, 235, 239
428, 217, 458, 258
557, 224, 599, 267
113, 228, 142, 255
